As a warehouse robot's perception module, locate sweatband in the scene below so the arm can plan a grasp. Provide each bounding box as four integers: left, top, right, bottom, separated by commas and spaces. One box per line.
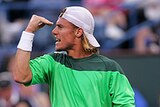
17, 31, 35, 51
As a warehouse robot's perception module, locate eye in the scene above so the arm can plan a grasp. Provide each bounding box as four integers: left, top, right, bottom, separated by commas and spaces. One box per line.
57, 24, 63, 29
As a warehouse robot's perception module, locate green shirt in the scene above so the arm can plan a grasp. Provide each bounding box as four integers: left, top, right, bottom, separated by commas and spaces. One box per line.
27, 53, 135, 107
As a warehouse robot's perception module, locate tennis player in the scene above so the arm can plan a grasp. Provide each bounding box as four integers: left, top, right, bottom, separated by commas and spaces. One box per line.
13, 6, 135, 107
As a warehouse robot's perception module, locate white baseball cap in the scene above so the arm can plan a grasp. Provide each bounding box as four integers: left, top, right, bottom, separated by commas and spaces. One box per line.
59, 6, 100, 47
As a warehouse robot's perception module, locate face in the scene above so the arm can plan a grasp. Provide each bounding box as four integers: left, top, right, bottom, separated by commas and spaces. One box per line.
52, 18, 78, 51
0, 87, 12, 101
15, 102, 30, 107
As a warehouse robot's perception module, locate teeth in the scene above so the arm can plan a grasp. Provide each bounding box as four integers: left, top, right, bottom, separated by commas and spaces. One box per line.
56, 39, 60, 42
55, 39, 60, 44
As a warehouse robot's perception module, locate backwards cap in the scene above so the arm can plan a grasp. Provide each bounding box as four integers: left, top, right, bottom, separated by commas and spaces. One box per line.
60, 6, 100, 47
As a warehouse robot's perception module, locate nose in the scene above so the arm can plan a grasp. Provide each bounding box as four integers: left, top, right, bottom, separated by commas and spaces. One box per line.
52, 27, 58, 37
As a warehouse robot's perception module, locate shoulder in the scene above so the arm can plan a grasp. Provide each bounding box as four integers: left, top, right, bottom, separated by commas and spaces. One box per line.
96, 54, 124, 73
95, 54, 117, 64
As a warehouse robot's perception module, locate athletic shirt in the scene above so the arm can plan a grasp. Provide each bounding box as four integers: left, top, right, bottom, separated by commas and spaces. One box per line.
26, 53, 135, 107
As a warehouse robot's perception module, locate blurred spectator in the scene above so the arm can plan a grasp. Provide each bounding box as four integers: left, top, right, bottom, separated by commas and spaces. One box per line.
134, 26, 160, 54
0, 55, 11, 73
132, 0, 160, 54
18, 84, 51, 107
104, 9, 127, 40
1, 0, 31, 22
14, 99, 32, 107
0, 72, 19, 107
0, 0, 30, 47
143, 0, 160, 22
0, 12, 27, 47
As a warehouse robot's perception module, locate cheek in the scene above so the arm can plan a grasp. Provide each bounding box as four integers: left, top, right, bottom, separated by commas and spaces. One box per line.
63, 36, 73, 43
58, 35, 75, 50
61, 31, 75, 43
60, 36, 74, 48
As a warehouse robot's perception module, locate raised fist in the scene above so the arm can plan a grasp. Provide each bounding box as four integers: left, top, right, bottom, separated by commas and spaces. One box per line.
25, 15, 53, 33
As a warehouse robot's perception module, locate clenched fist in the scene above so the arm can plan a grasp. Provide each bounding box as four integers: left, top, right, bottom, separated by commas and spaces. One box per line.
25, 15, 53, 33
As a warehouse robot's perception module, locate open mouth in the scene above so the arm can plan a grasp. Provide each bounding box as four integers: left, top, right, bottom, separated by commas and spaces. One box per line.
55, 39, 61, 44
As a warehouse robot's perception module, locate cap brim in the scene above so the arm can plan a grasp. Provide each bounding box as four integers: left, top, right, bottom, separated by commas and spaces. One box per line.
84, 31, 100, 47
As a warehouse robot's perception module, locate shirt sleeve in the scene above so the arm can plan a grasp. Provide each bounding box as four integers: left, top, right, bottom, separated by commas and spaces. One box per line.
25, 54, 55, 86
109, 72, 135, 107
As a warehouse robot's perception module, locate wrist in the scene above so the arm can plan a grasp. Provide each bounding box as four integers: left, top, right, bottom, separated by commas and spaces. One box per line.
25, 27, 35, 33
17, 31, 35, 51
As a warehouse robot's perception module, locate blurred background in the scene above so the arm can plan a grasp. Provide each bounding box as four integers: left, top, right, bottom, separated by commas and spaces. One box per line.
0, 0, 160, 107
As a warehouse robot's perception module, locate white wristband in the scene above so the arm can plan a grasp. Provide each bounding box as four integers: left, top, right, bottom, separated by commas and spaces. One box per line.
17, 31, 35, 51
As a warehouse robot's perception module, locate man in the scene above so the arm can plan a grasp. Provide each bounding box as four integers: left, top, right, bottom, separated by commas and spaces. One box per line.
0, 72, 19, 107
13, 6, 135, 107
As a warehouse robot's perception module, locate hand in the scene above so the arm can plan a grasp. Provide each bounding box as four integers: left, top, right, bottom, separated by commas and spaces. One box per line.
25, 15, 53, 33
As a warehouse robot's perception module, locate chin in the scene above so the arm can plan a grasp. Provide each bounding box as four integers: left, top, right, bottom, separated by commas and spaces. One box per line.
55, 47, 66, 52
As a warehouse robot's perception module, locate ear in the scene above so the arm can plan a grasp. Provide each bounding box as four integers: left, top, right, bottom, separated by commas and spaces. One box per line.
75, 28, 83, 38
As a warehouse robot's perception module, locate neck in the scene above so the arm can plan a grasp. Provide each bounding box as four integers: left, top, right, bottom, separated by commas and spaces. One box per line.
68, 51, 94, 59
67, 44, 93, 59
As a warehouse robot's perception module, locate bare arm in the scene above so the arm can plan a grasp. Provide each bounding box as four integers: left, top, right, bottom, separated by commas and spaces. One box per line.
13, 15, 53, 83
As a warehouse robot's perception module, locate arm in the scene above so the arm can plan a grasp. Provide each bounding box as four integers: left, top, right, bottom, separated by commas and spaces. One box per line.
13, 15, 53, 83
109, 72, 135, 107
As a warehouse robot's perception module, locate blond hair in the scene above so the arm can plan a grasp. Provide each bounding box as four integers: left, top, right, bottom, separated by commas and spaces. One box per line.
82, 34, 99, 54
